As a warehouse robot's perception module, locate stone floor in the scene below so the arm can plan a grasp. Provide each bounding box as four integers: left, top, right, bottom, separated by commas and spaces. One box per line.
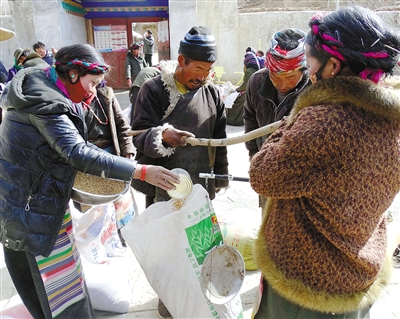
0, 90, 399, 318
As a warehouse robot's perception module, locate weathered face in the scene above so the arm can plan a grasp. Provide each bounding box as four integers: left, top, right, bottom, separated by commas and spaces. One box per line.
268, 69, 303, 94
178, 55, 214, 90
34, 47, 46, 58
132, 48, 140, 57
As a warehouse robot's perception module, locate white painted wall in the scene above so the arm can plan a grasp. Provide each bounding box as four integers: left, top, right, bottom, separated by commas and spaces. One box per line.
187, 1, 400, 84
0, 0, 86, 70
169, 0, 197, 62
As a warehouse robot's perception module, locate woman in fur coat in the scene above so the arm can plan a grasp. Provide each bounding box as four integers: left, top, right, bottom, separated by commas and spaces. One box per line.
250, 6, 400, 319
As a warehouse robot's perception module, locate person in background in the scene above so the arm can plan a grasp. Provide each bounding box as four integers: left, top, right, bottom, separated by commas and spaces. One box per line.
227, 51, 260, 126
22, 52, 49, 69
0, 43, 179, 319
250, 6, 400, 319
131, 26, 228, 318
244, 28, 311, 214
143, 29, 155, 67
7, 47, 30, 82
246, 46, 256, 54
126, 42, 147, 88
33, 41, 57, 65
256, 49, 265, 68
245, 46, 260, 69
128, 65, 161, 126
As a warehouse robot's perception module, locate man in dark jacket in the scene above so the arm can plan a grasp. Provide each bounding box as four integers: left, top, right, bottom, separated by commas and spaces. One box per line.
244, 28, 311, 212
131, 25, 228, 318
125, 42, 147, 87
33, 41, 57, 65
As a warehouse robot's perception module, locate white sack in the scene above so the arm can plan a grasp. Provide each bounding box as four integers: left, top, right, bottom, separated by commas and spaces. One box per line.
121, 184, 243, 318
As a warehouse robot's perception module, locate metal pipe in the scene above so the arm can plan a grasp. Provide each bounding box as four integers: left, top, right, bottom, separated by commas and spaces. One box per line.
199, 173, 249, 182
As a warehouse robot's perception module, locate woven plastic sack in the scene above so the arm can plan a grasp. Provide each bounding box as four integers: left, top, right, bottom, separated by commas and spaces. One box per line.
83, 257, 134, 313
218, 210, 260, 270
121, 184, 243, 318
70, 201, 134, 313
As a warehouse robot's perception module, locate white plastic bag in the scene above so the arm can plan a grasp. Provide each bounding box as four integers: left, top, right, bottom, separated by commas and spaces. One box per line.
121, 184, 243, 318
70, 201, 134, 313
224, 91, 240, 109
71, 202, 125, 264
122, 103, 132, 124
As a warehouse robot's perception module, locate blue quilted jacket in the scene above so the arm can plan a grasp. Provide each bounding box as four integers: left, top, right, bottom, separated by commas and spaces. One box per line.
0, 67, 136, 257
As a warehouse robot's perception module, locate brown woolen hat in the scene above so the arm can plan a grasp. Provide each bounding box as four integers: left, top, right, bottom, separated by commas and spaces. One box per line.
14, 48, 30, 60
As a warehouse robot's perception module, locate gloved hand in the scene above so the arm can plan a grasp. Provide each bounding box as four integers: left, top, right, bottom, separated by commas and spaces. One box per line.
162, 127, 195, 148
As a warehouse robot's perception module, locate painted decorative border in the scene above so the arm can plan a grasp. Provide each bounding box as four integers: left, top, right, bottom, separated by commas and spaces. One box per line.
62, 0, 84, 17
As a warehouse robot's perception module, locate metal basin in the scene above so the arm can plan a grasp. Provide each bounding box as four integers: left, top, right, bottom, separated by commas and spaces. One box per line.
71, 172, 130, 206
71, 182, 129, 205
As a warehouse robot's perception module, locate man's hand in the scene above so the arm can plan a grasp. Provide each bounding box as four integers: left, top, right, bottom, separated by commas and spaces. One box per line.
127, 79, 132, 87
162, 128, 195, 148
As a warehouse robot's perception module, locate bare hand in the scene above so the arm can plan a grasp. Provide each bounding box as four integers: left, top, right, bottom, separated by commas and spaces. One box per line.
127, 79, 132, 87
136, 165, 180, 191
162, 128, 195, 148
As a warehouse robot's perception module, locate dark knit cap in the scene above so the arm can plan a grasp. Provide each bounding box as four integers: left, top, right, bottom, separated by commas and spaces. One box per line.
179, 26, 217, 62
246, 46, 256, 54
130, 43, 140, 51
14, 48, 30, 60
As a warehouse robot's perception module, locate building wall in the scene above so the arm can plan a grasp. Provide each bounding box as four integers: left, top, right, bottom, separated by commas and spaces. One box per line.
0, 0, 86, 70
192, 1, 400, 84
1, 0, 399, 85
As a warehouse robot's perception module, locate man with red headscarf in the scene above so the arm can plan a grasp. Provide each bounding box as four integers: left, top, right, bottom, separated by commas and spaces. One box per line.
244, 28, 311, 214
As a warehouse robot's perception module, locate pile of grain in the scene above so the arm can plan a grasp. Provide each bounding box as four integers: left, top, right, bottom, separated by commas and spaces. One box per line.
73, 171, 126, 195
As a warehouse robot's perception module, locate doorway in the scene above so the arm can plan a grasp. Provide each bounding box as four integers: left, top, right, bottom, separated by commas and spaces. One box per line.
131, 22, 159, 65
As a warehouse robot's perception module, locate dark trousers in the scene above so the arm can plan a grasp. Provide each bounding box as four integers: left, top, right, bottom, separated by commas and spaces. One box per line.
3, 247, 95, 319
129, 86, 140, 127
254, 279, 371, 319
145, 54, 153, 67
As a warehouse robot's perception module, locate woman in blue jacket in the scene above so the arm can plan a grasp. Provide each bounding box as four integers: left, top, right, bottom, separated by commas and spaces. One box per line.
0, 43, 178, 319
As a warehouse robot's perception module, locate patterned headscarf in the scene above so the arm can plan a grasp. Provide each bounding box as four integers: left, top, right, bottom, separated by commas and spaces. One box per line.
244, 52, 260, 70
265, 28, 307, 74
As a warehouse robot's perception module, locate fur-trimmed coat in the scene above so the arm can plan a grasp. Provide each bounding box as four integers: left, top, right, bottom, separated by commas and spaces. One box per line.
250, 76, 400, 314
131, 60, 228, 200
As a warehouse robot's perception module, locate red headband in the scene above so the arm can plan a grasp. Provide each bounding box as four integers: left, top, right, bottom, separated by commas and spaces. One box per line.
265, 50, 306, 74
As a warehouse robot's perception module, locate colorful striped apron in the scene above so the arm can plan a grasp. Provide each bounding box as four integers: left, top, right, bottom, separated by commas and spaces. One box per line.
35, 209, 85, 318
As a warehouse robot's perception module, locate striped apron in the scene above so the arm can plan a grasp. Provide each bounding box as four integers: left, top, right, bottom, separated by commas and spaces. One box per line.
35, 209, 85, 318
